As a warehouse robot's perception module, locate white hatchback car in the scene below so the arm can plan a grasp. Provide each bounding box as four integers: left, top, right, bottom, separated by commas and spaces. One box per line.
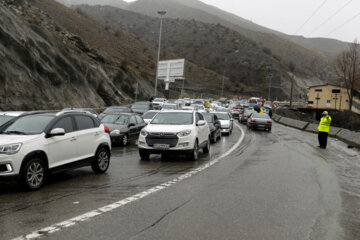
138, 111, 210, 160
0, 112, 111, 190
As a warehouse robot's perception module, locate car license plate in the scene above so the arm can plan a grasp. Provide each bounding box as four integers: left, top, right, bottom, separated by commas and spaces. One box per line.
154, 144, 170, 149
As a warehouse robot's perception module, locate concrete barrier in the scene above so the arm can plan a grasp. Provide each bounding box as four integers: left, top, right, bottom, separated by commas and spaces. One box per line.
272, 114, 282, 122
305, 124, 343, 137
336, 129, 360, 148
278, 117, 309, 130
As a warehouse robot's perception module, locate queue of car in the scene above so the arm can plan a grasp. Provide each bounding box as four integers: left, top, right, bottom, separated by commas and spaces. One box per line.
0, 98, 273, 190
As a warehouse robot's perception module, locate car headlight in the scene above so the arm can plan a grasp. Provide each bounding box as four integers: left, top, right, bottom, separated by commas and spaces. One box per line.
0, 143, 22, 155
177, 130, 192, 137
140, 130, 148, 137
110, 129, 121, 135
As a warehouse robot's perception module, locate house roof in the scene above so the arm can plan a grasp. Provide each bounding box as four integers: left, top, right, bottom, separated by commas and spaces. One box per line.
307, 83, 344, 89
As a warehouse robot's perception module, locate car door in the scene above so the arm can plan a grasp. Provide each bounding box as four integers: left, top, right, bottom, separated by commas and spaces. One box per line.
74, 115, 97, 160
135, 115, 146, 138
46, 116, 79, 168
196, 113, 207, 144
128, 115, 138, 140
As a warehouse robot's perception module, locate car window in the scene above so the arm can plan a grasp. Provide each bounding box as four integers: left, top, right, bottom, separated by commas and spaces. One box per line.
135, 115, 144, 124
52, 117, 74, 133
0, 115, 15, 126
130, 116, 137, 125
196, 113, 204, 121
2, 115, 54, 135
142, 111, 158, 119
115, 115, 128, 125
204, 115, 213, 123
75, 116, 95, 131
151, 112, 193, 125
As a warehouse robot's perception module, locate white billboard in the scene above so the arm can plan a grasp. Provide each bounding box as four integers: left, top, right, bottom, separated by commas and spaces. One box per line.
157, 59, 185, 81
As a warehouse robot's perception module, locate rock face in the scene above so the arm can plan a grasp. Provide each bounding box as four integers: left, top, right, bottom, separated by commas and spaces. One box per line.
0, 0, 139, 110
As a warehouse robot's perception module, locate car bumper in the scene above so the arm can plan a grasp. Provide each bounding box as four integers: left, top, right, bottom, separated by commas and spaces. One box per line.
109, 134, 125, 143
138, 135, 195, 151
221, 128, 231, 133
248, 123, 272, 129
0, 153, 23, 177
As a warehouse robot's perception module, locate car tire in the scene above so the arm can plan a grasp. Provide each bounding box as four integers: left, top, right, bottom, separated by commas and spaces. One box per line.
203, 137, 210, 154
122, 134, 128, 146
190, 140, 199, 161
139, 149, 150, 160
21, 158, 46, 191
268, 127, 272, 132
218, 131, 221, 140
91, 148, 110, 173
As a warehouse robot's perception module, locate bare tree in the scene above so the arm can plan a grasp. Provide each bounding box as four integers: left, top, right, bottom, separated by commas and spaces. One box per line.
335, 39, 360, 111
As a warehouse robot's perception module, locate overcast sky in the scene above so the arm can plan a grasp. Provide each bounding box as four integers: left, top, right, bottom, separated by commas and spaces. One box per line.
124, 0, 359, 43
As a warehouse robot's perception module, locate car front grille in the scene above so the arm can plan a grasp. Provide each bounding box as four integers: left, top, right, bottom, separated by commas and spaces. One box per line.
146, 133, 179, 147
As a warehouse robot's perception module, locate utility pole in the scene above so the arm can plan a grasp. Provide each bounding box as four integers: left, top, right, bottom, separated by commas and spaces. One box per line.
154, 11, 166, 97
268, 74, 272, 102
221, 70, 225, 98
290, 75, 294, 108
181, 78, 185, 98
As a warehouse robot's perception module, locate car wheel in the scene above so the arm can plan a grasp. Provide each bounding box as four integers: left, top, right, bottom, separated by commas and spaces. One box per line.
91, 148, 110, 173
139, 149, 150, 160
122, 134, 128, 146
203, 137, 210, 154
21, 158, 46, 191
218, 130, 221, 140
268, 127, 272, 132
190, 140, 199, 161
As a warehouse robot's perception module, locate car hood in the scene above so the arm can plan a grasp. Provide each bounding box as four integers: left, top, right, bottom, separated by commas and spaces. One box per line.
0, 134, 41, 145
103, 123, 127, 132
145, 124, 193, 133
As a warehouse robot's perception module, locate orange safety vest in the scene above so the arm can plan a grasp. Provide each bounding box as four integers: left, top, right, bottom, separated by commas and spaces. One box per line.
318, 115, 331, 133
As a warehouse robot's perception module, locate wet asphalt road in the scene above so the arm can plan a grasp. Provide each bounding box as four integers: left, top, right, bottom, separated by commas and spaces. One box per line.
1, 122, 360, 239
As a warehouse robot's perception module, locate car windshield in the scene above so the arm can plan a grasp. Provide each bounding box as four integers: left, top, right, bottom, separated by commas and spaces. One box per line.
132, 103, 150, 110
0, 115, 15, 126
142, 111, 159, 119
215, 113, 230, 120
203, 115, 213, 123
162, 104, 177, 109
1, 115, 54, 135
252, 113, 270, 119
104, 107, 128, 114
101, 114, 128, 124
153, 98, 164, 102
151, 112, 193, 125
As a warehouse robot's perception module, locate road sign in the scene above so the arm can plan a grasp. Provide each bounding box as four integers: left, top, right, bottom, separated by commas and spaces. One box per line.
157, 59, 185, 80
273, 102, 279, 109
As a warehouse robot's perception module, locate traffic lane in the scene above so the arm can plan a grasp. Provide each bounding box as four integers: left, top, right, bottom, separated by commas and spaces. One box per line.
0, 128, 241, 240
46, 123, 344, 240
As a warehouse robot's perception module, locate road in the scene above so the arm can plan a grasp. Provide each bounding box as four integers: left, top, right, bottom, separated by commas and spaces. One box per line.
1, 122, 360, 240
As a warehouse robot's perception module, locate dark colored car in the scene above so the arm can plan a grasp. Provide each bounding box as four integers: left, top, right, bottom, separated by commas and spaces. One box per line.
131, 102, 154, 115
239, 109, 253, 124
101, 113, 146, 145
247, 112, 272, 131
230, 106, 243, 119
99, 106, 132, 120
203, 113, 221, 143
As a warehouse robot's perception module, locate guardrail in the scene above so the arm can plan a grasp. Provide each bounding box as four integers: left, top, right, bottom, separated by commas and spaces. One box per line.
272, 114, 360, 149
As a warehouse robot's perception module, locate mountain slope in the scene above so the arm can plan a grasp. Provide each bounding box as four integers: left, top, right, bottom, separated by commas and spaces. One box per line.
77, 5, 329, 100
0, 1, 129, 110
55, 0, 129, 9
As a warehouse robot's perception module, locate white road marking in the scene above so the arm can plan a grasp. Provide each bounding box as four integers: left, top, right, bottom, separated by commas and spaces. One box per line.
14, 124, 245, 240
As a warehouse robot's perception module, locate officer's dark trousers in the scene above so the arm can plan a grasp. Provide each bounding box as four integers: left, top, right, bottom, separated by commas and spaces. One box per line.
318, 131, 328, 149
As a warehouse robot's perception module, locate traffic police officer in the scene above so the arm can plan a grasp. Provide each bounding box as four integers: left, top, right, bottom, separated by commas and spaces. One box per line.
318, 111, 331, 149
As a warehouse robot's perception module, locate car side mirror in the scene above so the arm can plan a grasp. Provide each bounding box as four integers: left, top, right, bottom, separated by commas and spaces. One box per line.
48, 128, 65, 137
197, 120, 206, 126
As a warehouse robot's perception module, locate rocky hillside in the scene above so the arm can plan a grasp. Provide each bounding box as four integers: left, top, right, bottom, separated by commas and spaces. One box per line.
0, 0, 231, 110
76, 5, 328, 100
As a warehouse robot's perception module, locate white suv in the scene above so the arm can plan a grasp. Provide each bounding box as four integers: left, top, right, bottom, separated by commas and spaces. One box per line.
0, 112, 111, 190
138, 111, 211, 160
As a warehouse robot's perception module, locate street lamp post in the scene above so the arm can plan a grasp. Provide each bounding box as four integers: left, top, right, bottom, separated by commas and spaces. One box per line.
221, 70, 226, 98
154, 10, 166, 97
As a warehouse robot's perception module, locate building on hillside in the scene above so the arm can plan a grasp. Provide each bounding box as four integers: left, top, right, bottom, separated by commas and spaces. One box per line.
307, 84, 360, 114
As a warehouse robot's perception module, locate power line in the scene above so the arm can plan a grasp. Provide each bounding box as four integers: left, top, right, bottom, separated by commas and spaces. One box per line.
308, 0, 353, 36
326, 11, 360, 36
294, 0, 328, 34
